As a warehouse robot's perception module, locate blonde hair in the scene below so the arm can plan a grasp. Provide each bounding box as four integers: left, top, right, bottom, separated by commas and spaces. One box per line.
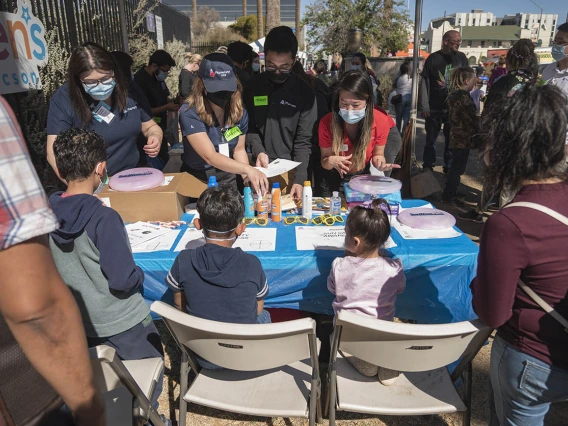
185, 53, 202, 66
449, 67, 476, 92
186, 77, 244, 127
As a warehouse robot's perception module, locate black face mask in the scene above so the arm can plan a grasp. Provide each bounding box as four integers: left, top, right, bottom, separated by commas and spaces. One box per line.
267, 70, 290, 85
206, 91, 233, 108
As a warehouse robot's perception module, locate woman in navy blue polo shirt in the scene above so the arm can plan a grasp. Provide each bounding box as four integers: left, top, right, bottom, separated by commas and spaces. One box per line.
46, 42, 163, 177
179, 53, 268, 194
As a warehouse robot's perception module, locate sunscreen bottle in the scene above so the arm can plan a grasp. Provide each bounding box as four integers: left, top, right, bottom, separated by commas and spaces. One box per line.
271, 183, 282, 222
302, 181, 313, 220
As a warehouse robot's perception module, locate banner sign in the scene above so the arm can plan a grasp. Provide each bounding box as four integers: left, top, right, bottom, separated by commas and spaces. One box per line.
0, 1, 48, 94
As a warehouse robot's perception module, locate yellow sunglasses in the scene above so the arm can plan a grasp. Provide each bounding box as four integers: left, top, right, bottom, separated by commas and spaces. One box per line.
242, 217, 269, 226
311, 214, 345, 226
283, 216, 310, 225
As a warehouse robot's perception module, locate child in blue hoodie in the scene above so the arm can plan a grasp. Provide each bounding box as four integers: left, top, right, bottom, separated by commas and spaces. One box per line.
49, 128, 164, 402
166, 185, 270, 367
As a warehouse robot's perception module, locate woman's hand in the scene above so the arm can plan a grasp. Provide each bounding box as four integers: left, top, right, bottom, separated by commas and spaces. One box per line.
245, 166, 269, 195
372, 155, 401, 172
144, 135, 162, 158
327, 154, 352, 177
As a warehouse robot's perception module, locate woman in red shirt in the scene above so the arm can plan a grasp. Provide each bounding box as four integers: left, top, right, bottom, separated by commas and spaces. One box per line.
319, 71, 400, 192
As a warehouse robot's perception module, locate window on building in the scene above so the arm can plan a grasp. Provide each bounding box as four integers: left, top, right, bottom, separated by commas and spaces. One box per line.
481, 40, 485, 47
473, 19, 476, 25
498, 40, 502, 46
553, 19, 556, 25
493, 41, 498, 47
487, 19, 491, 24
468, 40, 472, 47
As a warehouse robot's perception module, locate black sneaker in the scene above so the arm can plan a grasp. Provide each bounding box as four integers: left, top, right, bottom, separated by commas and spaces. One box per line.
443, 166, 450, 175
459, 209, 483, 224
423, 166, 434, 172
442, 194, 465, 207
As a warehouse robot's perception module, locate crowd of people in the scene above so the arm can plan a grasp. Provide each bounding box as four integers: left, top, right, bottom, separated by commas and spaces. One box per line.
1, 21, 568, 426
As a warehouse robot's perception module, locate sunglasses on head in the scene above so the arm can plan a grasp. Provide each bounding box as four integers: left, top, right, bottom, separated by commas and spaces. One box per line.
311, 214, 345, 226
283, 216, 310, 225
242, 217, 269, 226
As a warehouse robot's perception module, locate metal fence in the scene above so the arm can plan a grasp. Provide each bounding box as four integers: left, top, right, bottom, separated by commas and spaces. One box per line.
0, 0, 190, 176
190, 40, 240, 56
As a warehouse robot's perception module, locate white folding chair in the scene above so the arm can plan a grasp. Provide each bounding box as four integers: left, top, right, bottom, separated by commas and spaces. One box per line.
89, 345, 166, 426
328, 311, 492, 426
151, 301, 321, 426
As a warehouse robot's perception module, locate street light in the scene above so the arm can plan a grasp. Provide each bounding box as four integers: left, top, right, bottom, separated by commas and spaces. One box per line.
530, 0, 543, 46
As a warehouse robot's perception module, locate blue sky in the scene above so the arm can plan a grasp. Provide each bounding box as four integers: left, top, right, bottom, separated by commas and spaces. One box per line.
301, 0, 567, 31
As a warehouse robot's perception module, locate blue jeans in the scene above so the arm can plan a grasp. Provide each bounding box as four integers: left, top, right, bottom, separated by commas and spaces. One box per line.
197, 310, 272, 370
489, 335, 568, 426
395, 94, 411, 135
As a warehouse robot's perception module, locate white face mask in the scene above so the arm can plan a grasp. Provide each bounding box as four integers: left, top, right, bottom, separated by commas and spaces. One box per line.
339, 107, 366, 124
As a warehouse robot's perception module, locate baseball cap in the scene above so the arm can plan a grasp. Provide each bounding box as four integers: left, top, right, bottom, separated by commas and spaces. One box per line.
198, 53, 238, 93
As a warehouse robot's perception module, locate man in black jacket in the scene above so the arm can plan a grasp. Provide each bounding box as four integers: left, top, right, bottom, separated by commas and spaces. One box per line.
244, 26, 318, 200
420, 30, 468, 173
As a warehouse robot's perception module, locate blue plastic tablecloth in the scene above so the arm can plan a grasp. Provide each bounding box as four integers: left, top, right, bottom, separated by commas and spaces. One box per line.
134, 200, 479, 324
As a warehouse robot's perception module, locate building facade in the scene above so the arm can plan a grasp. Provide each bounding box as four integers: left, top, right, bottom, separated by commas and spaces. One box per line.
501, 13, 558, 47
162, 0, 296, 26
430, 10, 497, 28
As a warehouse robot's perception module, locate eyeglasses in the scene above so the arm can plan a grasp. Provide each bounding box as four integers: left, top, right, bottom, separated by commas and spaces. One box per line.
283, 216, 310, 225
242, 217, 269, 226
265, 61, 294, 74
81, 74, 114, 89
311, 214, 345, 226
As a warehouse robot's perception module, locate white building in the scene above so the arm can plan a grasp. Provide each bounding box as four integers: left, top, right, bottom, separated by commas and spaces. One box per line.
430, 10, 497, 28
501, 13, 558, 47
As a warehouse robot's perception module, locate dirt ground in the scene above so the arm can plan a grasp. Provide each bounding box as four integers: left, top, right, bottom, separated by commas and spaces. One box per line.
154, 119, 568, 425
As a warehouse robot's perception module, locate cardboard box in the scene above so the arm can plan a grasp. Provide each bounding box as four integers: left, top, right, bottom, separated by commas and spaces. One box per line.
99, 173, 207, 223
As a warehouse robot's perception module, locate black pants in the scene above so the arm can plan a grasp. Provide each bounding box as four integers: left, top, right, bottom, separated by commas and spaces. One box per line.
423, 110, 452, 169
326, 164, 370, 196
444, 148, 470, 198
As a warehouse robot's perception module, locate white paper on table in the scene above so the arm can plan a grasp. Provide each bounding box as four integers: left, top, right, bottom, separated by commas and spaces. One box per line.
255, 159, 301, 178
295, 226, 396, 251
234, 228, 277, 252
391, 217, 461, 239
126, 222, 172, 247
174, 228, 206, 252
132, 230, 180, 253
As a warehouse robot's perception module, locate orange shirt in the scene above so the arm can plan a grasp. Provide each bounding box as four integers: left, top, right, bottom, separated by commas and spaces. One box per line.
318, 109, 394, 168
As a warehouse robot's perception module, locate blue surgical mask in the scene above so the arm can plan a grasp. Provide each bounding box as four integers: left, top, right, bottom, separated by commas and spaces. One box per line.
156, 69, 169, 81
94, 163, 109, 194
339, 107, 366, 124
252, 63, 261, 72
351, 65, 362, 71
83, 79, 116, 101
551, 43, 568, 62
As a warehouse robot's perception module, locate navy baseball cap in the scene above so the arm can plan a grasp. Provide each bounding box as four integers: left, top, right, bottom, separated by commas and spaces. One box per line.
198, 53, 237, 93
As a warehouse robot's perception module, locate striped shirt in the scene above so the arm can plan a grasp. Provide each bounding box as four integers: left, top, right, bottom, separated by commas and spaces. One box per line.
0, 96, 58, 249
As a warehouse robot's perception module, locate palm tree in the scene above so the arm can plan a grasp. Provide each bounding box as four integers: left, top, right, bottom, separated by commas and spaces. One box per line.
266, 0, 280, 33
243, 0, 247, 17
257, 0, 264, 38
192, 0, 197, 23
295, 0, 300, 46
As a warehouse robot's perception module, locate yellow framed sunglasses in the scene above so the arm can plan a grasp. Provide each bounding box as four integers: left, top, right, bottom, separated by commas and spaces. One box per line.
311, 214, 345, 226
242, 217, 269, 226
283, 216, 310, 225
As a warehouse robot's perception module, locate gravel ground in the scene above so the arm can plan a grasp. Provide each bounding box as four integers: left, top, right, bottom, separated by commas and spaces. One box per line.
154, 119, 568, 425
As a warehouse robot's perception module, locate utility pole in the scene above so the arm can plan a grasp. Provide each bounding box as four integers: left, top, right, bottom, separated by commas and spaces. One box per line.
530, 0, 543, 46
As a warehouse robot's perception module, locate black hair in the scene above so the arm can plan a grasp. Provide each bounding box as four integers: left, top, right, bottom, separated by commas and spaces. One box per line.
557, 22, 568, 33
245, 51, 260, 74
506, 39, 538, 77
197, 185, 244, 237
227, 41, 253, 65
483, 84, 568, 197
67, 42, 128, 125
53, 128, 108, 182
352, 52, 367, 65
111, 50, 133, 82
400, 62, 409, 75
264, 26, 298, 59
314, 60, 326, 75
149, 50, 176, 67
346, 198, 391, 254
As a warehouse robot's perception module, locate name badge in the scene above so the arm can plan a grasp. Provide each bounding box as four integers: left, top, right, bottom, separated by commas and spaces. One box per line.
219, 143, 230, 157
254, 95, 268, 106
92, 101, 115, 124
342, 144, 349, 152
224, 126, 242, 142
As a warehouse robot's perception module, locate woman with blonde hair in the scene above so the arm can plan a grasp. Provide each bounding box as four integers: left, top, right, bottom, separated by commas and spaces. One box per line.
179, 52, 202, 98
179, 53, 268, 193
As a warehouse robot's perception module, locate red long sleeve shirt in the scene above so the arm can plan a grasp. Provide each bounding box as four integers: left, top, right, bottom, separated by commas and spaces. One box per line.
471, 181, 568, 370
